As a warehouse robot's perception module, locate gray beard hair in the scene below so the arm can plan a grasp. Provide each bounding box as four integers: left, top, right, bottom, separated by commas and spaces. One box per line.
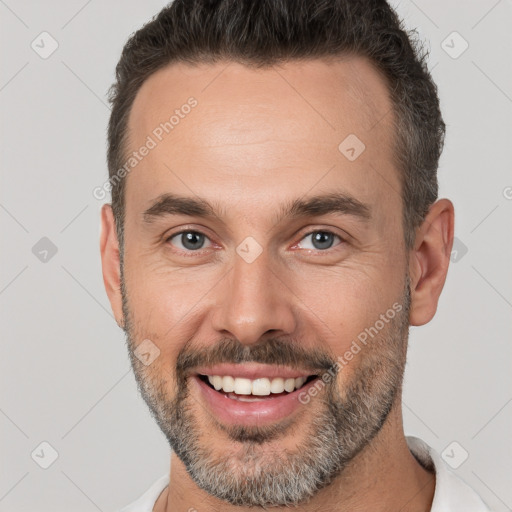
121, 275, 411, 507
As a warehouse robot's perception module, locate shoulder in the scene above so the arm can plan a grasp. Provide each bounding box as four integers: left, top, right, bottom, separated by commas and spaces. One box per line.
406, 436, 493, 512
116, 473, 169, 512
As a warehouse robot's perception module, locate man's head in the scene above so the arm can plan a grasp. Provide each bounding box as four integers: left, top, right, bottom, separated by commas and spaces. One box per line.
100, 0, 454, 508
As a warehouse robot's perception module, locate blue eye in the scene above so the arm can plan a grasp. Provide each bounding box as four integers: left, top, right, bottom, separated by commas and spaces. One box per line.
167, 231, 212, 251
165, 229, 343, 255
298, 231, 342, 250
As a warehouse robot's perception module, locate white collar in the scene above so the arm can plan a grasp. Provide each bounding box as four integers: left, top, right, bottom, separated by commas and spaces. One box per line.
406, 436, 491, 511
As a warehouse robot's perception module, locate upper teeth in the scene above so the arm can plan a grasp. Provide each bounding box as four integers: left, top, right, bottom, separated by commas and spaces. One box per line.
206, 376, 308, 395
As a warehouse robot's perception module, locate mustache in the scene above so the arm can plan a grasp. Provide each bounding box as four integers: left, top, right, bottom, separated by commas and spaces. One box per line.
176, 337, 336, 378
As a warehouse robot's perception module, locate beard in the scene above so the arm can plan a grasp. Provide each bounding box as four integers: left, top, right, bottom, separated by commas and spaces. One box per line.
120, 274, 411, 507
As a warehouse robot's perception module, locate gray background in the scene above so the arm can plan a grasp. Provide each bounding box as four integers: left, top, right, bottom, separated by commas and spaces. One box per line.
1, 0, 511, 510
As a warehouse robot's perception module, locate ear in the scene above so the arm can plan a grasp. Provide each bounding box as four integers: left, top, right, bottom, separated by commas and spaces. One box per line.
408, 198, 455, 326
99, 204, 124, 328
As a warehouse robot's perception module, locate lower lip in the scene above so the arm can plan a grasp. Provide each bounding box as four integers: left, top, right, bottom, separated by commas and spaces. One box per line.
192, 375, 317, 426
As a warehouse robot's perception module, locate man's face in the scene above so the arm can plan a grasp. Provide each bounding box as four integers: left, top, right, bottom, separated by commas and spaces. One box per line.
120, 57, 410, 506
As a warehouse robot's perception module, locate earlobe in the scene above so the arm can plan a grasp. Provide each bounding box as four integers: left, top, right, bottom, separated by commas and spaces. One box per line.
99, 204, 124, 327
409, 199, 455, 326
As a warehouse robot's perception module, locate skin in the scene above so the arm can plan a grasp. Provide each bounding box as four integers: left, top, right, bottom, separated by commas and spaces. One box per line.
100, 56, 454, 511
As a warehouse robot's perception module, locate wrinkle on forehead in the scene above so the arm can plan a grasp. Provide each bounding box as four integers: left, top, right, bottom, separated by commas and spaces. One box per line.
127, 56, 394, 153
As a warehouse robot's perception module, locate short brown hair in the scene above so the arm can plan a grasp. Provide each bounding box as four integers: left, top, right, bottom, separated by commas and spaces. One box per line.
107, 0, 445, 251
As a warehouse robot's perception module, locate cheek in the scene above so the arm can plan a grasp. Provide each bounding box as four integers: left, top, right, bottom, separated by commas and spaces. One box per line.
123, 262, 222, 356
126, 255, 217, 317
292, 265, 401, 355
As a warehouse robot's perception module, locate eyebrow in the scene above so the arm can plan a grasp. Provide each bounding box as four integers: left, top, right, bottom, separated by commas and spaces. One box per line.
142, 191, 372, 225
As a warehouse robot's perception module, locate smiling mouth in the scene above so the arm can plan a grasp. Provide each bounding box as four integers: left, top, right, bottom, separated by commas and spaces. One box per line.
197, 374, 319, 401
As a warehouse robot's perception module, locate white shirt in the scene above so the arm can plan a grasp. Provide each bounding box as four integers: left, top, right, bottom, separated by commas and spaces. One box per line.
117, 436, 492, 512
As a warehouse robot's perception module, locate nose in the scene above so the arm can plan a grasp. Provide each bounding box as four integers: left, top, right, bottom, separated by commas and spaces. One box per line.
210, 250, 297, 346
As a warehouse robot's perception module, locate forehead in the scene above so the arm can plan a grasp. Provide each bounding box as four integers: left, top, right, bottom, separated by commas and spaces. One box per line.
124, 57, 399, 228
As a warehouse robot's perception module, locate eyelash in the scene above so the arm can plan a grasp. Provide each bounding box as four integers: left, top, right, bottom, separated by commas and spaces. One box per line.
164, 228, 345, 255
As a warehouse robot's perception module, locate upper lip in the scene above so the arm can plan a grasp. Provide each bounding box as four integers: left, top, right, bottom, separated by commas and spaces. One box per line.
194, 362, 318, 380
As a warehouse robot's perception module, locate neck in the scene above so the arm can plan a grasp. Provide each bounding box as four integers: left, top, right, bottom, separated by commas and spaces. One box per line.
155, 402, 435, 512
